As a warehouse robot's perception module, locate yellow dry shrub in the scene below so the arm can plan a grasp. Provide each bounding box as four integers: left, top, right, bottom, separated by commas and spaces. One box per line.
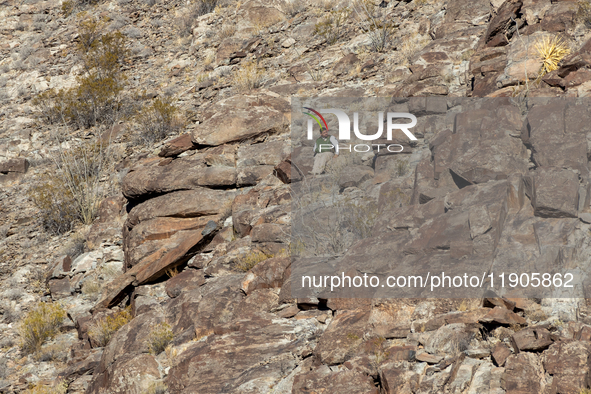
537, 35, 570, 76
232, 61, 264, 91
136, 97, 185, 144
24, 380, 67, 394
236, 250, 271, 272
147, 323, 174, 355
19, 303, 67, 354
87, 307, 132, 347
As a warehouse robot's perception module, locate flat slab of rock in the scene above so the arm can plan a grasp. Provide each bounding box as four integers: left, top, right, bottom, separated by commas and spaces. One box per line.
531, 168, 579, 218
122, 157, 236, 199
191, 93, 289, 146
511, 327, 553, 351
416, 351, 444, 364
292, 368, 377, 394
158, 133, 195, 157
479, 306, 526, 325
0, 158, 29, 173
492, 342, 512, 367
166, 317, 314, 393
502, 353, 545, 393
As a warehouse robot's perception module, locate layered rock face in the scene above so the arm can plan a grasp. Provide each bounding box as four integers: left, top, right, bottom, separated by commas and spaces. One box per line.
6, 0, 591, 392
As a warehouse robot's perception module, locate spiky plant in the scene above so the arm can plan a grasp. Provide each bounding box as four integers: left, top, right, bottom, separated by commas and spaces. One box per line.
536, 35, 570, 76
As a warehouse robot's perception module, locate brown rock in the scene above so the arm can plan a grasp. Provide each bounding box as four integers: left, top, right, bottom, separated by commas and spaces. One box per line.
380, 365, 419, 394
502, 353, 545, 393
158, 134, 196, 157
237, 165, 275, 186
87, 353, 161, 394
165, 269, 205, 298
532, 168, 579, 218
236, 140, 289, 167
49, 277, 72, 299
292, 368, 378, 394
416, 352, 444, 364
122, 157, 236, 199
511, 327, 553, 352
191, 93, 290, 146
492, 342, 512, 367
314, 309, 371, 365
126, 189, 234, 227
251, 223, 289, 243
240, 257, 290, 295
482, 0, 523, 47
0, 158, 29, 174
542, 340, 591, 393
479, 306, 527, 325
332, 53, 360, 76
338, 165, 374, 189
49, 255, 72, 279
166, 316, 313, 394
540, 2, 575, 32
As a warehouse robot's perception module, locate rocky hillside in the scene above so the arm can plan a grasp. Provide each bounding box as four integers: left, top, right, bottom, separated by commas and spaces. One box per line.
3, 0, 591, 392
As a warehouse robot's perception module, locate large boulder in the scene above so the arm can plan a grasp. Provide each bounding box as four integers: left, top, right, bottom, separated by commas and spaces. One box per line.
192, 93, 290, 146
122, 156, 236, 200
166, 317, 318, 394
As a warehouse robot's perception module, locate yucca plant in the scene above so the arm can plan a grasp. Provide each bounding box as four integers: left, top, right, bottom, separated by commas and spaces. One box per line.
536, 35, 570, 76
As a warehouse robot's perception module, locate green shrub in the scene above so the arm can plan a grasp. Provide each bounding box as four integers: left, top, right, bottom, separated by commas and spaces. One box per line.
147, 322, 174, 355
19, 303, 67, 354
136, 97, 185, 144
88, 307, 132, 347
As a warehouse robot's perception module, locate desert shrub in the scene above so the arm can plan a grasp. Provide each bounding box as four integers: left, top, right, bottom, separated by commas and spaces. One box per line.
19, 302, 67, 354
30, 139, 112, 233
236, 250, 271, 272
81, 277, 101, 300
353, 0, 397, 52
146, 381, 168, 394
87, 307, 132, 347
536, 35, 570, 77
176, 0, 219, 37
232, 61, 264, 91
32, 17, 128, 129
195, 0, 220, 16
314, 7, 350, 45
24, 381, 68, 394
35, 343, 68, 362
29, 175, 79, 234
147, 323, 174, 355
283, 0, 306, 16
578, 0, 591, 28
136, 97, 185, 144
219, 25, 236, 39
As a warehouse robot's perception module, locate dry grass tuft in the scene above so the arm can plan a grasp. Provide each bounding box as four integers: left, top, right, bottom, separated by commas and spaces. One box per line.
236, 250, 271, 272
232, 61, 264, 91
536, 35, 570, 76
